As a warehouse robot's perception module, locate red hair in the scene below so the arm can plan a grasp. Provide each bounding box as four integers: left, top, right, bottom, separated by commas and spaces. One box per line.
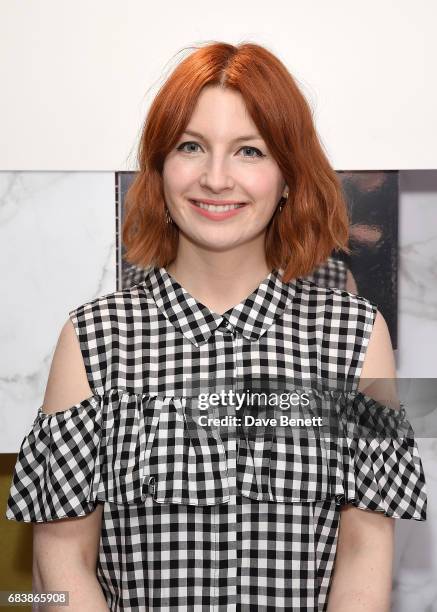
122, 41, 350, 283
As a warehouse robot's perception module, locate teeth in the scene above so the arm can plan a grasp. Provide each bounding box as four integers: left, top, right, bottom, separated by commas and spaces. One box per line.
193, 201, 245, 212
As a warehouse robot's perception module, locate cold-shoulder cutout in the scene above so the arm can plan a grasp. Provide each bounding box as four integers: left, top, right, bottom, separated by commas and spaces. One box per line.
41, 317, 96, 416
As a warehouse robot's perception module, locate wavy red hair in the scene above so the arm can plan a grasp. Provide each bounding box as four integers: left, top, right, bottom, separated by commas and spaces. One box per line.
122, 41, 350, 283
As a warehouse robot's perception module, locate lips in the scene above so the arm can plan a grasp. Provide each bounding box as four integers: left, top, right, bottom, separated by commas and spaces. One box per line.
188, 198, 248, 220
190, 199, 247, 208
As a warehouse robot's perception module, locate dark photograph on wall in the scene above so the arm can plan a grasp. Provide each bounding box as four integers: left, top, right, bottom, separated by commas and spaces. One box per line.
116, 170, 399, 348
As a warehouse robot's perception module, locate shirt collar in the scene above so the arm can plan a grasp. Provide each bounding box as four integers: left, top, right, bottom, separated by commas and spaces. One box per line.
140, 265, 296, 348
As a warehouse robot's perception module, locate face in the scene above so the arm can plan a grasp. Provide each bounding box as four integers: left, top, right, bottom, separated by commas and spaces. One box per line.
162, 85, 287, 253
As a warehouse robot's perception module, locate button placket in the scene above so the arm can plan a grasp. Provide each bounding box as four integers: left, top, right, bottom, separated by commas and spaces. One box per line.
234, 334, 241, 381
219, 317, 235, 335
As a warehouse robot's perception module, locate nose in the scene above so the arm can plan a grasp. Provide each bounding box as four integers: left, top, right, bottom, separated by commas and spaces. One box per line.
199, 155, 234, 193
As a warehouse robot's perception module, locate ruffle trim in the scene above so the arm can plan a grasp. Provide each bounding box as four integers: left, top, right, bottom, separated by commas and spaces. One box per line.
5, 388, 427, 522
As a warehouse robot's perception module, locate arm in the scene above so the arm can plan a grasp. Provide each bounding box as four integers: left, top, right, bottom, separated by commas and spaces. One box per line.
33, 319, 109, 612
327, 310, 397, 612
326, 505, 394, 611
345, 269, 358, 294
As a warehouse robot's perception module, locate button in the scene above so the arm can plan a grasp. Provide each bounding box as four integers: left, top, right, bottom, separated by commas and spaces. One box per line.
219, 318, 234, 334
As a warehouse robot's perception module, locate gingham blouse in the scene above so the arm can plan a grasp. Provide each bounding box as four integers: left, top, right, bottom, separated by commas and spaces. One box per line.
6, 264, 427, 611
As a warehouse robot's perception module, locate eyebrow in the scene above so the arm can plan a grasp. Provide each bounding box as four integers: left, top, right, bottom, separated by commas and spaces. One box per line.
181, 129, 263, 143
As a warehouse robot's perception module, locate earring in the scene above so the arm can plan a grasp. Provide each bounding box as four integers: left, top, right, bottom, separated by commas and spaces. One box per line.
165, 207, 172, 225
278, 190, 289, 213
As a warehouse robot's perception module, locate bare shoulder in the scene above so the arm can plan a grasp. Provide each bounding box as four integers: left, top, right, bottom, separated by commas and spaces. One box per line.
360, 310, 395, 379
41, 318, 94, 415
345, 268, 358, 294
359, 309, 399, 408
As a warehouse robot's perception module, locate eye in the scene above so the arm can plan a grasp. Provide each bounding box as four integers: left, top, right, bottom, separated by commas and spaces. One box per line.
176, 141, 266, 159
176, 141, 201, 154
239, 146, 265, 158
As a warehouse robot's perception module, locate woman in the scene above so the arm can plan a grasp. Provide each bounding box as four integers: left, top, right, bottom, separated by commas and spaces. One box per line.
6, 42, 427, 611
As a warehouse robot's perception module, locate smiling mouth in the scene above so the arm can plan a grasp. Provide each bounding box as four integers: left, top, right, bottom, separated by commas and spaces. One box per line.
190, 200, 247, 212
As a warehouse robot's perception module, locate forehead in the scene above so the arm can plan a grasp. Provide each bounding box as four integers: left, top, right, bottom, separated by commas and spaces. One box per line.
185, 86, 260, 140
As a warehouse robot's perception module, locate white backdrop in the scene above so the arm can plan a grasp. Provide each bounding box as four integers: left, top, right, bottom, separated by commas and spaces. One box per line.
0, 0, 436, 171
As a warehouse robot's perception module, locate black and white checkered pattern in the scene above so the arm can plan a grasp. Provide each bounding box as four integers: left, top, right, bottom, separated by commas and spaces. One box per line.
6, 266, 427, 611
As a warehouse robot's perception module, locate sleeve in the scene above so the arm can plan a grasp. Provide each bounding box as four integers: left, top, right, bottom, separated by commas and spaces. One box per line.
233, 385, 427, 520
5, 394, 104, 523
330, 390, 428, 520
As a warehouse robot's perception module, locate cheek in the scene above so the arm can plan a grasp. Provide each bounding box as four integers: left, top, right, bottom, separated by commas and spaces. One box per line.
242, 170, 282, 201
163, 157, 198, 193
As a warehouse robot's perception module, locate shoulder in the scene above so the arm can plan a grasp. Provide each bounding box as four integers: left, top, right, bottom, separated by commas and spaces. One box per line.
292, 279, 379, 359
54, 283, 154, 403
68, 283, 151, 327
360, 309, 396, 382
295, 277, 377, 318
289, 277, 397, 396
66, 283, 156, 362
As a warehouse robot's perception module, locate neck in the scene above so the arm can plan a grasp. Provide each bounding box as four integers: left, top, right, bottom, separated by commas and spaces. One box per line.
165, 246, 273, 316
